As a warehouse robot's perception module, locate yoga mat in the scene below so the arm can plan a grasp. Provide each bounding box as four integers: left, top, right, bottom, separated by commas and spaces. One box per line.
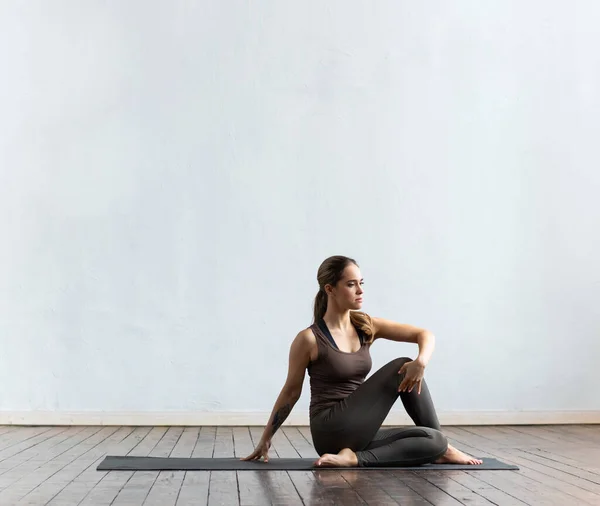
97, 456, 518, 471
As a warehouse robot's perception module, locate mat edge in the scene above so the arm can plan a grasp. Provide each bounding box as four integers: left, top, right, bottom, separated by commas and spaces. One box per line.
96, 456, 519, 471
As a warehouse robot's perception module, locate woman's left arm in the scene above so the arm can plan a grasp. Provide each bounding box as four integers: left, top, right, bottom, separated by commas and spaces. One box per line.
371, 317, 436, 366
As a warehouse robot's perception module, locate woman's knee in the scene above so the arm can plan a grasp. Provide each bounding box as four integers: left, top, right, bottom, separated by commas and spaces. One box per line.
427, 428, 448, 455
389, 357, 412, 378
376, 357, 413, 389
393, 356, 412, 364
388, 357, 412, 371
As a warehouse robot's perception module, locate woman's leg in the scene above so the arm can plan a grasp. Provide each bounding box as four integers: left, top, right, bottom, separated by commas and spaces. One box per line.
311, 357, 439, 451
356, 426, 448, 467
311, 356, 480, 467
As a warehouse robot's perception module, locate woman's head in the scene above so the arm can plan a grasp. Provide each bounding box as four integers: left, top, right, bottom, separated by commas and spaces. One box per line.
313, 255, 364, 322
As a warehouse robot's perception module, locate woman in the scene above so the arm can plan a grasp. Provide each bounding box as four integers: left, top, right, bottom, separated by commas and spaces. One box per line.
243, 255, 482, 467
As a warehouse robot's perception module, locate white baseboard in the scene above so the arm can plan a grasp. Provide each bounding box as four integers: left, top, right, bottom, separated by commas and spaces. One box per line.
1, 410, 599, 426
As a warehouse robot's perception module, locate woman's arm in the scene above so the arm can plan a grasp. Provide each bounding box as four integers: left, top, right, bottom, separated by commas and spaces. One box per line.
251, 330, 314, 449
371, 316, 435, 366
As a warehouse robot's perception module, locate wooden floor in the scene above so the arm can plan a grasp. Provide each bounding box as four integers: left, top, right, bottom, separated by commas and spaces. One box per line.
0, 425, 598, 505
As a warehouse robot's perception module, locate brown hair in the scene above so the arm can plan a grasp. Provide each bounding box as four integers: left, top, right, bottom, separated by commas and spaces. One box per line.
313, 255, 374, 343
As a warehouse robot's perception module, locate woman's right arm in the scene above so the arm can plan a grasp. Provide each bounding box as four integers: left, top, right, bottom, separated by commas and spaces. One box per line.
242, 329, 314, 461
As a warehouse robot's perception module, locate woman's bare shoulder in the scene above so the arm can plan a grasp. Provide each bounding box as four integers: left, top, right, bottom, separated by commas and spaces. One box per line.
289, 327, 318, 361
295, 327, 317, 345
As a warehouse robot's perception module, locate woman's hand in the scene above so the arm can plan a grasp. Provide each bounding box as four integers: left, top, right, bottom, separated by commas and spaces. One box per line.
398, 359, 426, 394
241, 439, 271, 462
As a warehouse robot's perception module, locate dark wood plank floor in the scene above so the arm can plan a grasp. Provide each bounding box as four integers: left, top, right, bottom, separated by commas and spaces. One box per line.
0, 425, 597, 505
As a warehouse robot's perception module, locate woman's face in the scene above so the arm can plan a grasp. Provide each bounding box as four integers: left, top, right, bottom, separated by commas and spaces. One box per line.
327, 263, 364, 310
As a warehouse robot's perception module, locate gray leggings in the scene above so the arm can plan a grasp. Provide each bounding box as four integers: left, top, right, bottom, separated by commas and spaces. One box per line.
309, 357, 448, 467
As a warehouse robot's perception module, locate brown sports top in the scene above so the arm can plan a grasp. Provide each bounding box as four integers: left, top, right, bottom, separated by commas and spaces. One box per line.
307, 319, 372, 419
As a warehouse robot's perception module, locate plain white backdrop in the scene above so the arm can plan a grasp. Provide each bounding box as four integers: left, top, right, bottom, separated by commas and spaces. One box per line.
1, 1, 599, 424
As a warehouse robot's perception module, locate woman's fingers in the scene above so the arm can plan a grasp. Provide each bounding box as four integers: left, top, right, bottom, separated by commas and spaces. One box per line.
240, 447, 272, 462
399, 378, 412, 392
400, 377, 423, 393
243, 448, 265, 461
409, 379, 422, 394
409, 379, 423, 393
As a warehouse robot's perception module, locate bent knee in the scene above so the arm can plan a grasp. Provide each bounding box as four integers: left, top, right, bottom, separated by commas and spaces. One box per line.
390, 357, 413, 368
389, 357, 413, 376
427, 428, 448, 452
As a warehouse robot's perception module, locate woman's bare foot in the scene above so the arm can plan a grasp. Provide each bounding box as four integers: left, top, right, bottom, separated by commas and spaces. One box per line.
314, 448, 359, 467
434, 444, 483, 465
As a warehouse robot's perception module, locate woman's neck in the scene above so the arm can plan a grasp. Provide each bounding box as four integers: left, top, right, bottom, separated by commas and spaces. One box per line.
322, 307, 353, 332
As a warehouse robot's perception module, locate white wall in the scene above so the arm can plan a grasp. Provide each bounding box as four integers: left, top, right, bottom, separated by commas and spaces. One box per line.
1, 1, 599, 425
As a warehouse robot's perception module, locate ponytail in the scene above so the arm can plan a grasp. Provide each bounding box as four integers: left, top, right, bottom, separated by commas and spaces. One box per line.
350, 311, 375, 344
313, 289, 328, 323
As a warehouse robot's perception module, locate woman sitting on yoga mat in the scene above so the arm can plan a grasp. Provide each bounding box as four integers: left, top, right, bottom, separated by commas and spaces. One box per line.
243, 255, 482, 468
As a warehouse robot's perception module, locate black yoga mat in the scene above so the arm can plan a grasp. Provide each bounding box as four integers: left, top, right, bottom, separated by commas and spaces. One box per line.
97, 456, 518, 471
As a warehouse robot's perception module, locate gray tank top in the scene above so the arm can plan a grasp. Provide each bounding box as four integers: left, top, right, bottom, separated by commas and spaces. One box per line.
307, 320, 373, 420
